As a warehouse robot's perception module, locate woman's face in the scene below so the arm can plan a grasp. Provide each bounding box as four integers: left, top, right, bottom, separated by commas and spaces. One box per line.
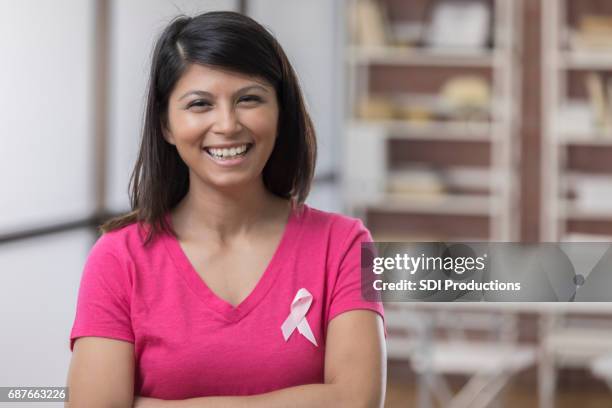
163, 63, 279, 190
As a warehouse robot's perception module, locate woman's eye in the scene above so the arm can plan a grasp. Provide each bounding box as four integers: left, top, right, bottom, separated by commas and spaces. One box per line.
239, 95, 262, 104
188, 100, 211, 109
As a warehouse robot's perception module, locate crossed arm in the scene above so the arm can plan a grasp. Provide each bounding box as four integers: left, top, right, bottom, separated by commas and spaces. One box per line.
66, 310, 386, 408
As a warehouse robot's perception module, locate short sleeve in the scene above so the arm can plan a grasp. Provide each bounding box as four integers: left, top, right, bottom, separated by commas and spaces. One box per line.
69, 235, 134, 351
327, 219, 386, 337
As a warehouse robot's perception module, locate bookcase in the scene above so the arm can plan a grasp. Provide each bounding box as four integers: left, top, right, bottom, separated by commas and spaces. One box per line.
542, 0, 612, 241
341, 0, 521, 241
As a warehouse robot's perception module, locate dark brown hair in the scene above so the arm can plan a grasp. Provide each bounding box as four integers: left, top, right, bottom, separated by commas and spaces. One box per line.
100, 11, 317, 245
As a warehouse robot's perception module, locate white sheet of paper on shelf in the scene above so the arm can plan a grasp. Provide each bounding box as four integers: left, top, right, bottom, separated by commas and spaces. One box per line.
556, 100, 596, 137
426, 0, 490, 50
568, 174, 612, 212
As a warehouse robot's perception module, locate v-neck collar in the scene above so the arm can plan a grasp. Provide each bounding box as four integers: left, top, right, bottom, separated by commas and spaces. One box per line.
161, 205, 302, 323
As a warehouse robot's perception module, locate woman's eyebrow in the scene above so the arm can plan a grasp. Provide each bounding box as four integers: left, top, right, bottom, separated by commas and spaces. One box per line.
178, 84, 269, 101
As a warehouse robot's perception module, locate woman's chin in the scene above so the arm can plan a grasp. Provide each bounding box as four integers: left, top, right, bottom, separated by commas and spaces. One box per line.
204, 175, 257, 192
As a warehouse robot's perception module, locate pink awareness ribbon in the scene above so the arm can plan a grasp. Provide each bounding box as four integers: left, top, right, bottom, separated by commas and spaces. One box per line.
281, 288, 318, 347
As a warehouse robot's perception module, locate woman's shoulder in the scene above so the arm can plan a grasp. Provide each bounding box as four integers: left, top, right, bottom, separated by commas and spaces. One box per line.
88, 224, 132, 259
298, 204, 367, 237
91, 218, 160, 259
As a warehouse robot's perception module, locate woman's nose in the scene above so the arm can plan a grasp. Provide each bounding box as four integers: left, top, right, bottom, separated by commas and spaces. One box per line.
211, 104, 242, 134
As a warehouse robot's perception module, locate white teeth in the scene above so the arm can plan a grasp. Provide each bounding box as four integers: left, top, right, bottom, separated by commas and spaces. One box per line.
206, 144, 249, 159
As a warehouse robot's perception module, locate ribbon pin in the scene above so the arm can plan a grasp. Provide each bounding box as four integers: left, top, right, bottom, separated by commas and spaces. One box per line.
281, 288, 318, 347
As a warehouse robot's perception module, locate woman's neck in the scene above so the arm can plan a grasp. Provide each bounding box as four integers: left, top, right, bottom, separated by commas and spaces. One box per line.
171, 175, 289, 244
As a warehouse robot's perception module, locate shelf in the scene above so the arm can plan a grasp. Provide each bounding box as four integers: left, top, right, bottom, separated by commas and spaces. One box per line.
366, 193, 494, 216
542, 1, 612, 239
558, 51, 612, 70
558, 200, 612, 220
347, 46, 497, 67
562, 233, 612, 242
348, 120, 495, 141
343, 0, 518, 241
557, 132, 612, 146
372, 233, 490, 242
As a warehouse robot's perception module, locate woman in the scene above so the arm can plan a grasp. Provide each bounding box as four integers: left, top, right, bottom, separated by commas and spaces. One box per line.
66, 11, 386, 408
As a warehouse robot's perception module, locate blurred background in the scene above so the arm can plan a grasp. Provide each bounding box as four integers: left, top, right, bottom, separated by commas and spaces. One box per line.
1, 0, 612, 407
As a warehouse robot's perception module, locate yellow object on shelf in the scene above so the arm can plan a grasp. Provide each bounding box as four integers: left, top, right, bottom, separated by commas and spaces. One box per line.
585, 72, 611, 131
441, 76, 490, 110
356, 95, 396, 120
386, 168, 446, 197
395, 105, 434, 124
348, 0, 390, 47
579, 16, 612, 35
570, 15, 612, 51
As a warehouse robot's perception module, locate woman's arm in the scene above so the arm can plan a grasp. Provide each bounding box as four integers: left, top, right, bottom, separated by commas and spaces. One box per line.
134, 310, 386, 408
67, 337, 135, 408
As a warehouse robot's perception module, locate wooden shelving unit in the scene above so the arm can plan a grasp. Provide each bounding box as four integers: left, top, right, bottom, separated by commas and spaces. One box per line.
541, 0, 612, 241
341, 0, 521, 241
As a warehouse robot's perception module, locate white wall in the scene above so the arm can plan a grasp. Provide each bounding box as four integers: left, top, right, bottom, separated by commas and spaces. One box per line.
106, 0, 239, 213
0, 228, 94, 406
0, 0, 95, 233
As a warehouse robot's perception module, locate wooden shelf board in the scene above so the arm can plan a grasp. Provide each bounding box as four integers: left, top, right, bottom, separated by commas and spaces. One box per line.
348, 120, 495, 141
558, 133, 612, 146
366, 194, 495, 216
558, 200, 612, 220
559, 51, 612, 70
347, 46, 497, 67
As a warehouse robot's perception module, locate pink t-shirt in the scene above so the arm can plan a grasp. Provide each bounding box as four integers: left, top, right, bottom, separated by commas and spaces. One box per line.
69, 204, 385, 398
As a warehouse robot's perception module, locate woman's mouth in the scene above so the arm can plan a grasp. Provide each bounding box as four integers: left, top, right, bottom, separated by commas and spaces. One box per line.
202, 143, 254, 166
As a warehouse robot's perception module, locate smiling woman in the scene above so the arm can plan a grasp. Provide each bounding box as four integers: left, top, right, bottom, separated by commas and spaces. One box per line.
65, 10, 386, 408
